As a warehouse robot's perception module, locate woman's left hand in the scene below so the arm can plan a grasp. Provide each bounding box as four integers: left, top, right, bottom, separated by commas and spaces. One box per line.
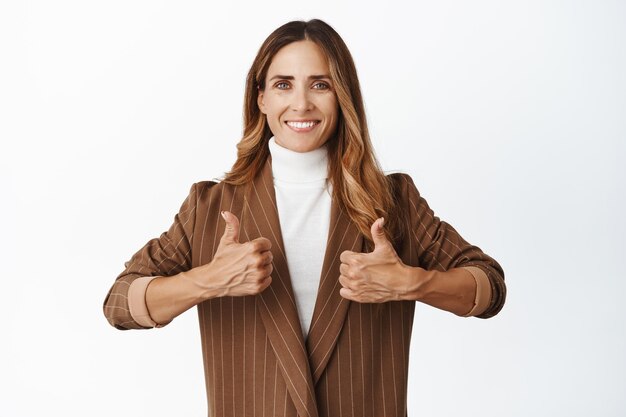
339, 218, 414, 303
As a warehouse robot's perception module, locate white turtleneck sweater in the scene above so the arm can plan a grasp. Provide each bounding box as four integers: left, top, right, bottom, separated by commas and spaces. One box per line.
268, 137, 332, 339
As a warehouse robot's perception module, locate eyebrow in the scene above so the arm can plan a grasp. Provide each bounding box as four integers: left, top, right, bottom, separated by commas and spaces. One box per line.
268, 74, 331, 82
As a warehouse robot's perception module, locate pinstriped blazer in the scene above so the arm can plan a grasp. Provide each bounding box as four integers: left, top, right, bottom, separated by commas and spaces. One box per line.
103, 157, 506, 417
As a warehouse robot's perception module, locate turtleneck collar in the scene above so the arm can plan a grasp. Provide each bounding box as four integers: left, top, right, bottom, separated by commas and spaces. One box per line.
268, 136, 329, 183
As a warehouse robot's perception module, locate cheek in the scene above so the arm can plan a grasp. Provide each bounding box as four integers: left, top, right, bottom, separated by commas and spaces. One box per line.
264, 111, 284, 134
326, 106, 339, 127
318, 98, 338, 120
268, 114, 283, 126
264, 97, 288, 120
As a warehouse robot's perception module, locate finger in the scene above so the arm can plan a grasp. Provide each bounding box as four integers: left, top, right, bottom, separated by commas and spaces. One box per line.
248, 274, 272, 295
260, 250, 273, 266
249, 237, 272, 252
340, 250, 358, 263
251, 252, 270, 269
339, 287, 357, 301
220, 211, 240, 244
259, 275, 273, 291
370, 217, 389, 250
255, 263, 273, 280
338, 274, 351, 289
339, 263, 359, 280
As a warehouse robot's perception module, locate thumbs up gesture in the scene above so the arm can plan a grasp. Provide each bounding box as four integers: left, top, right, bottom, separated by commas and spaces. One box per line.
200, 211, 273, 297
339, 218, 413, 303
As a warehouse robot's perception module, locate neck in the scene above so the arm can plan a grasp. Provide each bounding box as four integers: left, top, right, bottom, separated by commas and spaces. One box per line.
268, 136, 329, 183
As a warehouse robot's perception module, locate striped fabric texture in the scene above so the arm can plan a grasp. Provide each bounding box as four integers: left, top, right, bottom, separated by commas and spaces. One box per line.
103, 158, 506, 417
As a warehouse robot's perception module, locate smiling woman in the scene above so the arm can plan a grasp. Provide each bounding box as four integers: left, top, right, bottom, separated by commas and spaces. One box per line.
257, 40, 338, 153
103, 18, 506, 417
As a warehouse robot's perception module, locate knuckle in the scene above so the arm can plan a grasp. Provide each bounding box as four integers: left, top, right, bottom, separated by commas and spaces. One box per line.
342, 266, 356, 279
353, 259, 365, 271
255, 277, 271, 292
253, 254, 264, 267
252, 238, 270, 251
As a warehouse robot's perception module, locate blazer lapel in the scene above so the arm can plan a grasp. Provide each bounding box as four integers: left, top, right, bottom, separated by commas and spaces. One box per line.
241, 158, 319, 417
306, 197, 364, 384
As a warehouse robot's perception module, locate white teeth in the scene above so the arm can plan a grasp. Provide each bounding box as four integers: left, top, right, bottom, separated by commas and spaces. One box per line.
287, 121, 318, 129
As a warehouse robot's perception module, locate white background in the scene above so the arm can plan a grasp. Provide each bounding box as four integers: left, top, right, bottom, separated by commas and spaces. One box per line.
1, 1, 625, 416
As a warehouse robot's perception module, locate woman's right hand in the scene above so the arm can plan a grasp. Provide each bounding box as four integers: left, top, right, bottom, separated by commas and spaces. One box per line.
192, 210, 273, 297
144, 211, 273, 326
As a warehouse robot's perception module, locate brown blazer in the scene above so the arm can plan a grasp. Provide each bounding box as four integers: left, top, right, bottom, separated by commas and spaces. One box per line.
103, 158, 506, 417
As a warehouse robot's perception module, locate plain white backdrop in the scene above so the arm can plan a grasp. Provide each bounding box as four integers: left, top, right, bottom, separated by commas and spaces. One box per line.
1, 1, 625, 416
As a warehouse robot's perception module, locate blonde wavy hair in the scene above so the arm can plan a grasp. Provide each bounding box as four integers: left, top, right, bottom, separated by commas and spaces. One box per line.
223, 19, 404, 248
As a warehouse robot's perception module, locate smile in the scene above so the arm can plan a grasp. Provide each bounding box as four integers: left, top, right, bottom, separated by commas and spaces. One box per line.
285, 120, 320, 132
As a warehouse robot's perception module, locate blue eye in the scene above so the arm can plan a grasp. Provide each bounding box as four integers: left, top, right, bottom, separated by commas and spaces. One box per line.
313, 82, 330, 90
275, 82, 290, 89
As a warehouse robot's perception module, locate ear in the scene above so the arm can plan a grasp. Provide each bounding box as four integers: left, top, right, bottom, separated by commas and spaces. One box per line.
257, 88, 267, 114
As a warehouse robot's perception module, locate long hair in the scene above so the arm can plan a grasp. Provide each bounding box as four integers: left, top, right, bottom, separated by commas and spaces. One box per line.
223, 19, 404, 248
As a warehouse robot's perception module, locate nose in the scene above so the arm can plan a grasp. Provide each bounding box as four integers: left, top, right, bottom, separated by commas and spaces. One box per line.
291, 87, 313, 112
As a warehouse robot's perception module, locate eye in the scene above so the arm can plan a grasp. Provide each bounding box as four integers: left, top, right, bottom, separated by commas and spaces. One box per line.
313, 82, 330, 90
275, 81, 290, 90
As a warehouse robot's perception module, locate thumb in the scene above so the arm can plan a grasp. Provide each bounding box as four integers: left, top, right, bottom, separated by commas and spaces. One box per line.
370, 217, 389, 250
220, 211, 240, 244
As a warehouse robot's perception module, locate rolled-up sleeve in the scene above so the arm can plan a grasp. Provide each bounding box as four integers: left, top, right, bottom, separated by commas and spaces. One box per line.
401, 174, 506, 318
103, 182, 200, 330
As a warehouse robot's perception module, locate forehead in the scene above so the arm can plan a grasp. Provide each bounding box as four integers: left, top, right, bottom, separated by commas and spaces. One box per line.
267, 40, 330, 76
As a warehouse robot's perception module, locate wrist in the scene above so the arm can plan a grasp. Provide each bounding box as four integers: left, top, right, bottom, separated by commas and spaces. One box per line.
402, 266, 478, 316
179, 265, 223, 302
401, 265, 433, 301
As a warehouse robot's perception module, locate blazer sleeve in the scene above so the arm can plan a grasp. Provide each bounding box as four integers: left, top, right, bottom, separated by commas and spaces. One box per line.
103, 182, 202, 330
400, 174, 506, 318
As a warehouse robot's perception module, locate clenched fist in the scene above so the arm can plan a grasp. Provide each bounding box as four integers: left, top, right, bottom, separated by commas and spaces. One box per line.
339, 217, 413, 303
195, 210, 273, 297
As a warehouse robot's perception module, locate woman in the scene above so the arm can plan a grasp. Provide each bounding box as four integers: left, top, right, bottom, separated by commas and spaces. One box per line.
103, 18, 506, 417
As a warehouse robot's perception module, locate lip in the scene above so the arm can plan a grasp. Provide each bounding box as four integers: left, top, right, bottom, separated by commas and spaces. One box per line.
285, 120, 321, 133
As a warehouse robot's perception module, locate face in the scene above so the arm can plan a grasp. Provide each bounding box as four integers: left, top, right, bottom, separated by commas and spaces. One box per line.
257, 40, 339, 153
